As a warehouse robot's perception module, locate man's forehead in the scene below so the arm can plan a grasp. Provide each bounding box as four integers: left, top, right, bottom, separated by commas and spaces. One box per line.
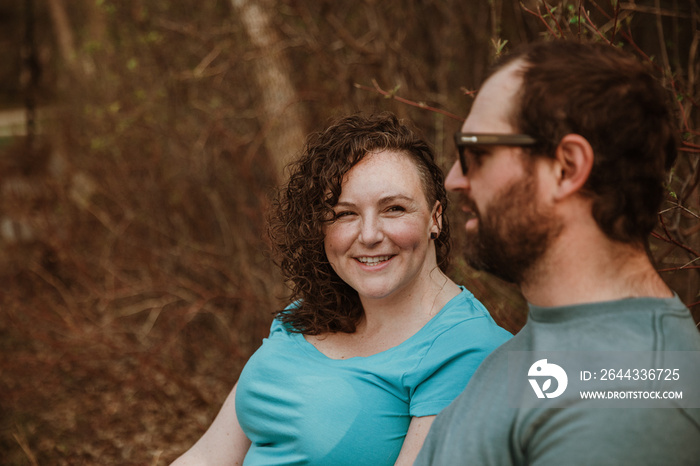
461, 60, 525, 133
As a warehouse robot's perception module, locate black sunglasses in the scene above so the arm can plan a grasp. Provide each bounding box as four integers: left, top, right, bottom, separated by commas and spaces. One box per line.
454, 132, 538, 175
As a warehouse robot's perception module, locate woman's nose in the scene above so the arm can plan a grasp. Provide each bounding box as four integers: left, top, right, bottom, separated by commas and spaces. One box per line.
358, 217, 384, 245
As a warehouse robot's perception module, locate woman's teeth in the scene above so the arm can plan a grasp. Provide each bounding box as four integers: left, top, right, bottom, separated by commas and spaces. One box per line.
357, 256, 391, 266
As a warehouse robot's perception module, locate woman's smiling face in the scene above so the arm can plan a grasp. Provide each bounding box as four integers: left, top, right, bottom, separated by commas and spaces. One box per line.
323, 150, 441, 303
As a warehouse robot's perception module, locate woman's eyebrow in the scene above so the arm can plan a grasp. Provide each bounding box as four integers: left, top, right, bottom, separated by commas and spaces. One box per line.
333, 201, 356, 208
334, 194, 416, 209
378, 194, 415, 205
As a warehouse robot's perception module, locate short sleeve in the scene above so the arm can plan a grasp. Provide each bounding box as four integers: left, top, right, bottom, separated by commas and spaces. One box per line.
267, 301, 301, 337
408, 316, 511, 417
268, 317, 286, 336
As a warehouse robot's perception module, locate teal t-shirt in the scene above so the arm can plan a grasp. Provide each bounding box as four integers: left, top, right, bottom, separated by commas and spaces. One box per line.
235, 288, 511, 465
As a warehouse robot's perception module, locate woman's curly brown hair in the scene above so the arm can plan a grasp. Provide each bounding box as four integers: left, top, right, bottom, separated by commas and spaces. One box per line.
268, 112, 451, 335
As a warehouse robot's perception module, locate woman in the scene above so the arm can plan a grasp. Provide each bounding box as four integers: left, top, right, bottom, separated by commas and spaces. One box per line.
172, 113, 511, 465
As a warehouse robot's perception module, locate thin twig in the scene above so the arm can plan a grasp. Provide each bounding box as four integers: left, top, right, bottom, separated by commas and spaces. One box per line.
610, 1, 621, 44
579, 7, 608, 41
659, 203, 700, 220
28, 262, 79, 327
655, 215, 700, 258
620, 2, 692, 18
654, 0, 672, 76
354, 80, 464, 121
682, 256, 700, 268
460, 87, 478, 98
588, 1, 655, 63
542, 1, 565, 38
658, 266, 700, 272
521, 2, 559, 38
576, 0, 582, 40
657, 249, 700, 271
13, 429, 39, 466
681, 140, 700, 149
675, 88, 694, 134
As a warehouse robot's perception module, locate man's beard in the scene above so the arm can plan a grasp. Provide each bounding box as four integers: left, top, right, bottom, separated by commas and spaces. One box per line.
464, 172, 563, 284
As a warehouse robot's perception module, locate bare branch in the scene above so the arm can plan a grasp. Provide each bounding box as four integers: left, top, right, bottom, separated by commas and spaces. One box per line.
354, 80, 464, 122
520, 2, 559, 38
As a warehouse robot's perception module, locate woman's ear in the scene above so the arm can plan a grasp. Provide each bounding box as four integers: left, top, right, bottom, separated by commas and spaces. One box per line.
552, 134, 594, 201
431, 201, 443, 235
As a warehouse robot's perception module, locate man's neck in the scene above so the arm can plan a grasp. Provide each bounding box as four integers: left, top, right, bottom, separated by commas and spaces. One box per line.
520, 228, 673, 308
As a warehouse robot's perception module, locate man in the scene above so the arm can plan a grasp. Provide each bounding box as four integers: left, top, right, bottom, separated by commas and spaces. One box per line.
416, 41, 700, 465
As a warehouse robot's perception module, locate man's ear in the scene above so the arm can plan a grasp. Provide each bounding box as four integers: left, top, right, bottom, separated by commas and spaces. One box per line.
552, 134, 594, 201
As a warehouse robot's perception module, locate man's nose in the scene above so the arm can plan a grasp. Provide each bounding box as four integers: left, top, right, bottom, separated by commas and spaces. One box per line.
445, 160, 470, 192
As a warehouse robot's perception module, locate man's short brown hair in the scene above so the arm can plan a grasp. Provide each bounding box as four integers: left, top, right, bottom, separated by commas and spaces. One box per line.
496, 40, 678, 245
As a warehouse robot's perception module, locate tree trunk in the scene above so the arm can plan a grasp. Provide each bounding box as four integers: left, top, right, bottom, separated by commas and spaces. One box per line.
46, 0, 77, 68
231, 0, 308, 179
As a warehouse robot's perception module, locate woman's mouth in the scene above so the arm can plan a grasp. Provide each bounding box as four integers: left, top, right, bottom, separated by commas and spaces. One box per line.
356, 255, 392, 266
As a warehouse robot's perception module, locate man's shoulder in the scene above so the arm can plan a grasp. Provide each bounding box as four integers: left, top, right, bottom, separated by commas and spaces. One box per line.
525, 295, 699, 351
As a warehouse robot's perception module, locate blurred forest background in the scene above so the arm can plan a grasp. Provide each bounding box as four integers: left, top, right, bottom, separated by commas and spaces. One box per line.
0, 0, 698, 463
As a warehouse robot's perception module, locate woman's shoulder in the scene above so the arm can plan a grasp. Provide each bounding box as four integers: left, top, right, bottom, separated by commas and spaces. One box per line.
437, 287, 497, 323
402, 289, 512, 407
427, 287, 512, 345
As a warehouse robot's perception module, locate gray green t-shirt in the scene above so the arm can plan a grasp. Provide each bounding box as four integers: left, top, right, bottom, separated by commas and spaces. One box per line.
416, 295, 700, 466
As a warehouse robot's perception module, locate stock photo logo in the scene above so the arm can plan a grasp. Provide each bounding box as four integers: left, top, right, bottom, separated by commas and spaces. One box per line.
528, 359, 568, 399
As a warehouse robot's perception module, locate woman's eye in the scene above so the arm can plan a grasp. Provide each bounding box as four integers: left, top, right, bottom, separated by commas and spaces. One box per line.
387, 205, 406, 213
333, 210, 354, 220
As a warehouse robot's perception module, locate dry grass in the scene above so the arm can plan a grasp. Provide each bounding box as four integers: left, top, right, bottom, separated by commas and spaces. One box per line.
0, 133, 282, 464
